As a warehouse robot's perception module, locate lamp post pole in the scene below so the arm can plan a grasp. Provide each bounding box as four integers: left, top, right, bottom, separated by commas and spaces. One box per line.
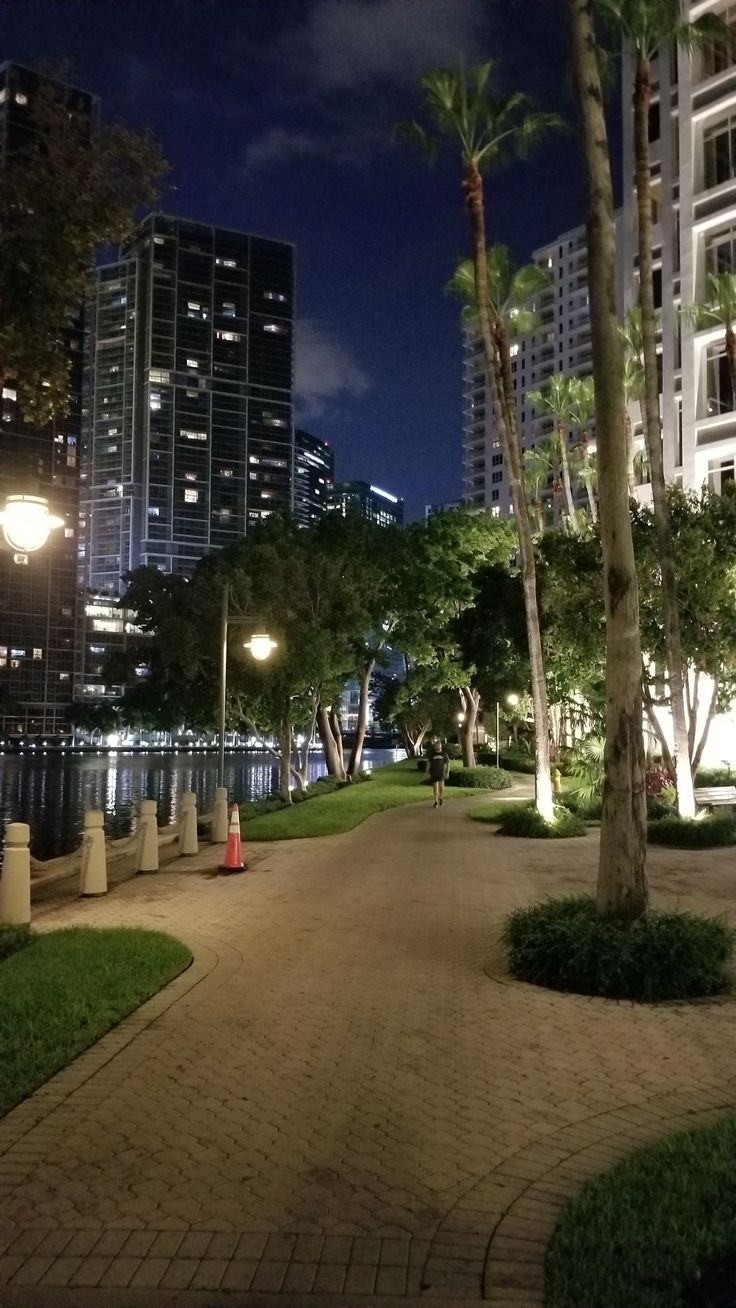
218, 585, 229, 790
217, 583, 277, 789
496, 701, 500, 770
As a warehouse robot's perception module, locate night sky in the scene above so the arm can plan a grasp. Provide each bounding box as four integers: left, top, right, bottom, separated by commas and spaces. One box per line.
1, 0, 621, 521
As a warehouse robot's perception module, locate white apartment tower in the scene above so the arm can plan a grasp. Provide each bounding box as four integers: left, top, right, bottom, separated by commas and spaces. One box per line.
621, 1, 736, 495
462, 224, 594, 516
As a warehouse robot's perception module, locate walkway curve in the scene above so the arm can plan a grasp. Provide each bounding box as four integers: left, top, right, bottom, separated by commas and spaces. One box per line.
0, 798, 734, 1307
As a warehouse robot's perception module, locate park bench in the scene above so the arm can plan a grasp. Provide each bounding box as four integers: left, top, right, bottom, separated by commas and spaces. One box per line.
693, 786, 736, 811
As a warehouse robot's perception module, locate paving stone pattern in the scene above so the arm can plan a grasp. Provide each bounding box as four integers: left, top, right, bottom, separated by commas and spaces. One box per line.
1, 797, 735, 1306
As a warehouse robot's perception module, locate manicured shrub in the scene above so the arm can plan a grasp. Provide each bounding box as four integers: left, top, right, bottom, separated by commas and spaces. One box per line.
0, 924, 33, 963
648, 814, 736, 848
695, 765, 735, 786
503, 894, 735, 1001
447, 765, 513, 790
496, 803, 586, 838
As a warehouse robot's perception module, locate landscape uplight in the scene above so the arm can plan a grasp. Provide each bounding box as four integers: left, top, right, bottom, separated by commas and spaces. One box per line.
0, 494, 64, 553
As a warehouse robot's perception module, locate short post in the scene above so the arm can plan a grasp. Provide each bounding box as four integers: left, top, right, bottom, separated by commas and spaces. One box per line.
80, 809, 107, 896
211, 786, 229, 843
179, 791, 198, 856
0, 822, 31, 925
136, 799, 159, 873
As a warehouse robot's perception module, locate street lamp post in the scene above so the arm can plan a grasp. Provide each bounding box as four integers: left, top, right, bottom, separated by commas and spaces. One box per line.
218, 583, 277, 788
496, 692, 520, 769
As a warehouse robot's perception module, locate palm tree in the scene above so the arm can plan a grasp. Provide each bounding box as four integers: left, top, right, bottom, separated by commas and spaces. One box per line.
522, 438, 558, 533
568, 376, 598, 523
527, 374, 578, 530
568, 0, 648, 920
401, 67, 560, 821
596, 1, 729, 821
683, 270, 736, 405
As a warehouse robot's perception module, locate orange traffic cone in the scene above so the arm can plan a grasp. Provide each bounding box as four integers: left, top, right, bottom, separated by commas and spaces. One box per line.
220, 803, 245, 874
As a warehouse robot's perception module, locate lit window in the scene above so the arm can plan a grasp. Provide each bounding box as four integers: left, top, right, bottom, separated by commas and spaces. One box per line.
59, 672, 70, 681
64, 528, 74, 538
264, 291, 286, 302
13, 553, 28, 566
221, 468, 234, 477
216, 330, 241, 342
181, 429, 208, 441
219, 508, 231, 520
216, 257, 237, 268
2, 387, 17, 401
264, 416, 287, 428
509, 343, 520, 358
263, 323, 286, 334
33, 648, 42, 659
148, 507, 160, 517
186, 358, 199, 369
150, 369, 170, 383
104, 444, 118, 454
188, 301, 201, 311
184, 472, 197, 482
15, 91, 28, 106
11, 649, 26, 658
222, 301, 236, 317
153, 235, 165, 245
0, 647, 6, 658
184, 488, 199, 503
10, 659, 20, 669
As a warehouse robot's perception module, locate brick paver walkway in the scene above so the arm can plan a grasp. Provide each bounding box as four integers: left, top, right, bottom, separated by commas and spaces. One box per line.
1, 796, 735, 1307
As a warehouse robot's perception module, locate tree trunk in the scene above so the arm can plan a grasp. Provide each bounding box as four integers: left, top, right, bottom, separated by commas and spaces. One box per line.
459, 686, 479, 767
294, 694, 319, 791
329, 706, 346, 778
463, 163, 554, 822
278, 720, 293, 804
634, 53, 695, 821
557, 419, 577, 530
348, 657, 376, 776
316, 703, 345, 778
569, 0, 648, 920
580, 429, 598, 522
692, 677, 719, 773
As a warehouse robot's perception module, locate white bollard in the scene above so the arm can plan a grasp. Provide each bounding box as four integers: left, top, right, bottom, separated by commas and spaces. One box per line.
136, 799, 159, 873
179, 791, 198, 856
80, 809, 107, 896
211, 786, 229, 843
0, 823, 31, 925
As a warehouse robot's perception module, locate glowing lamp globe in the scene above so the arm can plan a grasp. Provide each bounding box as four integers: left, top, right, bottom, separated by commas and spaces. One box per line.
245, 633, 277, 662
506, 692, 520, 708
1, 495, 64, 553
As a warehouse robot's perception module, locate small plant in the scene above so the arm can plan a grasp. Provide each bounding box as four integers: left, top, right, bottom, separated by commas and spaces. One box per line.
559, 792, 603, 821
447, 765, 513, 790
645, 760, 671, 797
503, 894, 735, 1001
0, 924, 33, 963
568, 734, 605, 806
496, 803, 586, 838
648, 813, 736, 848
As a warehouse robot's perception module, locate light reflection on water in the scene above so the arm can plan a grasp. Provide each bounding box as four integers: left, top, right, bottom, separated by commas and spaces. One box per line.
0, 749, 401, 861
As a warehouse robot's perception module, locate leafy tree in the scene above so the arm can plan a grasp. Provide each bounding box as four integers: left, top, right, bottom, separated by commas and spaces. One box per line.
568, 376, 598, 523
399, 63, 560, 820
373, 670, 458, 759
568, 0, 648, 919
0, 75, 168, 422
596, 0, 731, 820
526, 374, 579, 530
395, 507, 516, 766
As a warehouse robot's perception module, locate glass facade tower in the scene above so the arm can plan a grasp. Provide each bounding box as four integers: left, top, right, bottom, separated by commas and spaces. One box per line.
81, 213, 295, 593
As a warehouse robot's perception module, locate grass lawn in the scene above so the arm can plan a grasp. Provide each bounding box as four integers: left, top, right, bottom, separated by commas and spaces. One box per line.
242, 759, 528, 841
0, 926, 191, 1119
546, 1117, 736, 1308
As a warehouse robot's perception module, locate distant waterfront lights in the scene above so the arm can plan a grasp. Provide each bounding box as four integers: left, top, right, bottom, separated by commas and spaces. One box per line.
0, 495, 64, 552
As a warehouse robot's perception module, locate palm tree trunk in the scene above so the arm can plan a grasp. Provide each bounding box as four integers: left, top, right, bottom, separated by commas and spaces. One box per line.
569, 0, 647, 920
557, 419, 577, 530
348, 657, 375, 776
634, 53, 695, 821
624, 410, 636, 492
462, 166, 554, 821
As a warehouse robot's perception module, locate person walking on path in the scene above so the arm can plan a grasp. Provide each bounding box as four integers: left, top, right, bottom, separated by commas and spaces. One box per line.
428, 739, 450, 807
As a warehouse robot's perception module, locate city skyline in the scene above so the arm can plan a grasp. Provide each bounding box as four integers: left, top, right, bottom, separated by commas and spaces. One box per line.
0, 0, 605, 521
